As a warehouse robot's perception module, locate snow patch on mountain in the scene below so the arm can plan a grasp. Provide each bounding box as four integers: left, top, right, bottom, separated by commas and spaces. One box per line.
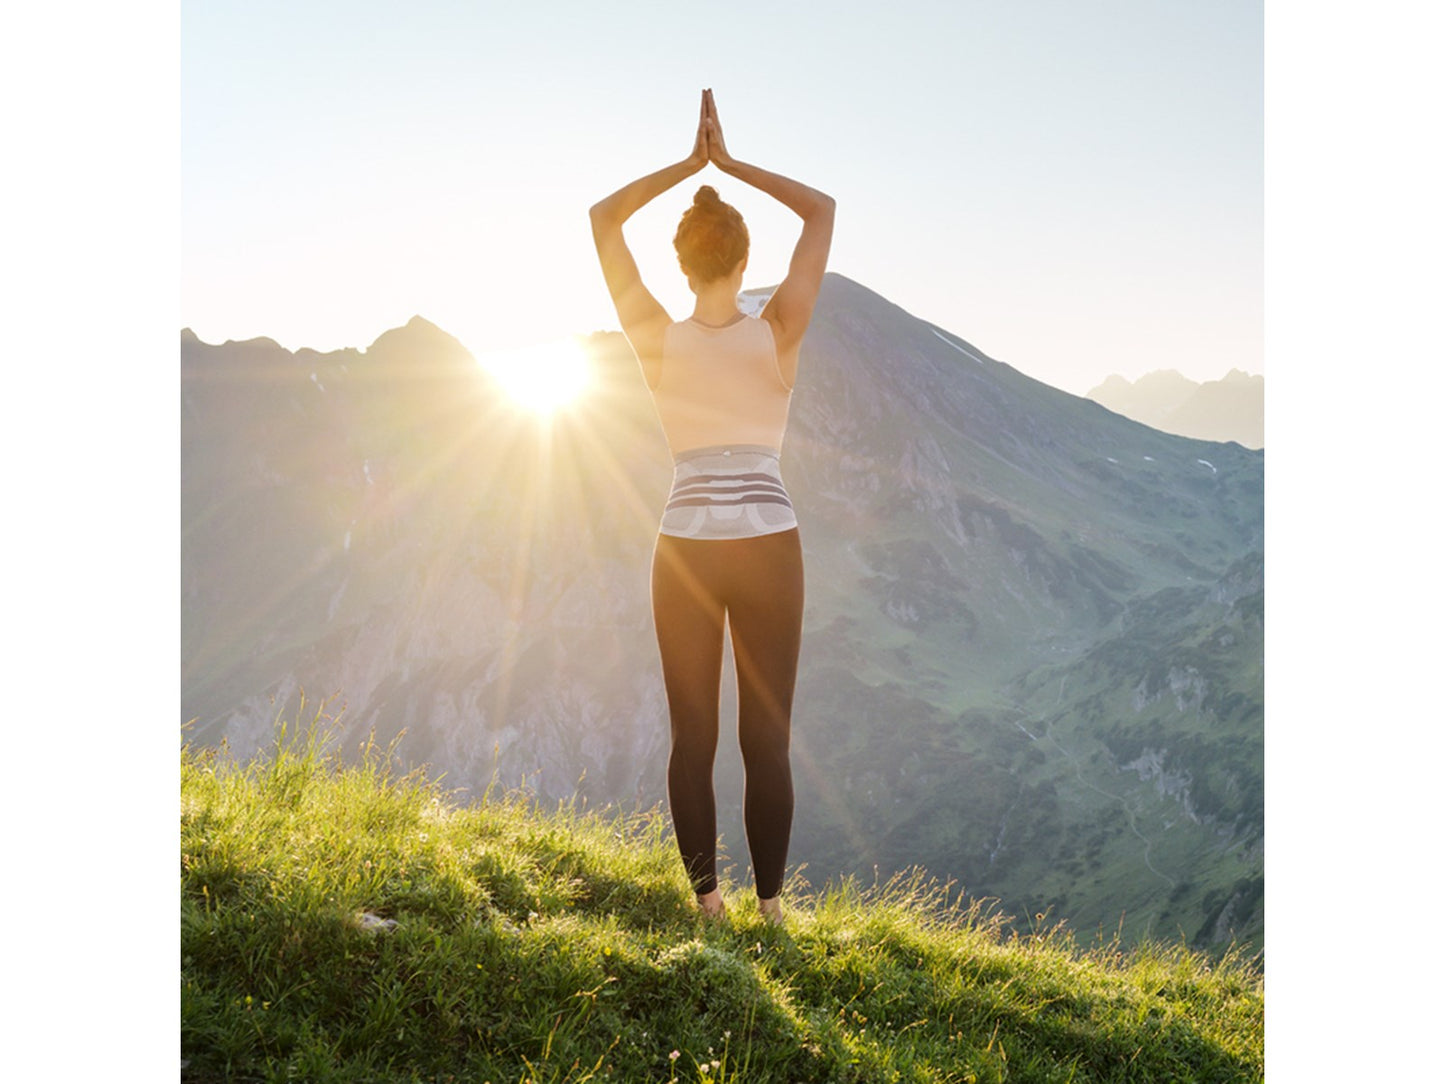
930, 328, 985, 363
737, 290, 773, 316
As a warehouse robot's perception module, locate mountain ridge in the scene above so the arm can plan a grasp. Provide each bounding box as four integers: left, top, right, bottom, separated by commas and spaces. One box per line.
1086, 367, 1263, 449
181, 271, 1263, 952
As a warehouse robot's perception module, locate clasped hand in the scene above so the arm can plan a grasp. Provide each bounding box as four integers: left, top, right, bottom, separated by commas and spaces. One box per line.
688, 88, 735, 173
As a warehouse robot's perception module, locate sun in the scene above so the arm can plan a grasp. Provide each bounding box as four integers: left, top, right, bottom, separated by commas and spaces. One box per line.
476, 338, 592, 416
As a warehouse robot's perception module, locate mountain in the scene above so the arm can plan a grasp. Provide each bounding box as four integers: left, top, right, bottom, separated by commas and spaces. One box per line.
1086, 369, 1263, 449
182, 273, 1264, 953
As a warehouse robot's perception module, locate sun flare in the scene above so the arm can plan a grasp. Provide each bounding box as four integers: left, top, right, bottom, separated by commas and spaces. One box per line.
477, 338, 591, 416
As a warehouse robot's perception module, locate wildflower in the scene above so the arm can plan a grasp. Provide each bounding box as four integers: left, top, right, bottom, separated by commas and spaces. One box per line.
669, 1050, 680, 1061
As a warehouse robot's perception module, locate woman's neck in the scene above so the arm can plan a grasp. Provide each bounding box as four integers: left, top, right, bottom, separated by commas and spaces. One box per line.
690, 278, 743, 326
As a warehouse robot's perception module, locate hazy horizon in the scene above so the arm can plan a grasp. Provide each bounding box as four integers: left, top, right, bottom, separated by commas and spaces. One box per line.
175, 287, 1263, 411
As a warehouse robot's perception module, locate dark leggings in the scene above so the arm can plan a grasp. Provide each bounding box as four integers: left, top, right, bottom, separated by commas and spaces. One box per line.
651, 528, 804, 899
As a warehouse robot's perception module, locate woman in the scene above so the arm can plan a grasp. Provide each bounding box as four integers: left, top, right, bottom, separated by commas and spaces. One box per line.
589, 89, 834, 925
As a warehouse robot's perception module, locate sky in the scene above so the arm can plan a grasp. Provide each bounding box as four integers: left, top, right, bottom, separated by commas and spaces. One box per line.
182, 0, 1262, 395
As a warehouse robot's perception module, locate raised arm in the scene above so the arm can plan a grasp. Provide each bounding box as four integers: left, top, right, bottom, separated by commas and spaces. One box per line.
703, 89, 835, 374
589, 94, 709, 382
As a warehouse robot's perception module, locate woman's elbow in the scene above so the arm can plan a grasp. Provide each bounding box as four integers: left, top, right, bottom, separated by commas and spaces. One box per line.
589, 199, 621, 227
589, 201, 619, 240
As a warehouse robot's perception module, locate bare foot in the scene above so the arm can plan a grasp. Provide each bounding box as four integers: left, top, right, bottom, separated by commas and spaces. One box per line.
758, 896, 784, 926
697, 889, 727, 920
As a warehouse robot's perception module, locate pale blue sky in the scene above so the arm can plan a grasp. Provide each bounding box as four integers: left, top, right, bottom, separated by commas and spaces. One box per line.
183, 0, 1262, 393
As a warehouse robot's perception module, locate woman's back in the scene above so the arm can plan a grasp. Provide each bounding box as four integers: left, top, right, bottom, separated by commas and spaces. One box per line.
651, 315, 793, 457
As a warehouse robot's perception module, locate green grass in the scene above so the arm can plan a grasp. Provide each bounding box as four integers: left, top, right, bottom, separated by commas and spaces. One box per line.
181, 702, 1263, 1083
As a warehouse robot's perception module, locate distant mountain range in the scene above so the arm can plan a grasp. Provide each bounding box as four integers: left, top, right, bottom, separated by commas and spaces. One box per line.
182, 273, 1263, 953
1087, 369, 1263, 449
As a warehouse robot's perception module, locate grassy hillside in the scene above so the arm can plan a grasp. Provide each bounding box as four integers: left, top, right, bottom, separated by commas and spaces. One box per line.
181, 706, 1262, 1083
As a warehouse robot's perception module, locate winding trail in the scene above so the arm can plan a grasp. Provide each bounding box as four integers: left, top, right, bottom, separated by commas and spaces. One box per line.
1017, 703, 1177, 891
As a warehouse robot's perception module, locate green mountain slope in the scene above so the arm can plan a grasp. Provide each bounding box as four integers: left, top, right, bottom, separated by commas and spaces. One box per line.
181, 718, 1263, 1083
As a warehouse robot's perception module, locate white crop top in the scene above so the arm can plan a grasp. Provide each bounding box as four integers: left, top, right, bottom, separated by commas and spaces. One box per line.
650, 315, 792, 458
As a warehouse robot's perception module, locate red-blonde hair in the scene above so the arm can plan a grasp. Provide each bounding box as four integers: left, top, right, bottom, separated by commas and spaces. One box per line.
673, 185, 749, 283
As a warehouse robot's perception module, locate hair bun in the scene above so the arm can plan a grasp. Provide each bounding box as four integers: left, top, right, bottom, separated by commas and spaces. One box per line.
675, 185, 749, 283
